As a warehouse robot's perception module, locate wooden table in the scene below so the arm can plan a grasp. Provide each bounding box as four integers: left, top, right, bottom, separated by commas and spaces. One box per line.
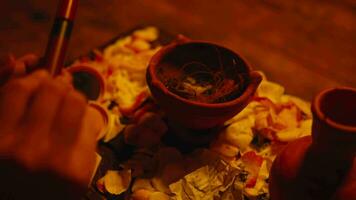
0, 0, 355, 100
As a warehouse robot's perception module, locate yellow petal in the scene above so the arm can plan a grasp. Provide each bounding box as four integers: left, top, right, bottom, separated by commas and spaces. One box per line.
104, 170, 131, 195
132, 179, 155, 192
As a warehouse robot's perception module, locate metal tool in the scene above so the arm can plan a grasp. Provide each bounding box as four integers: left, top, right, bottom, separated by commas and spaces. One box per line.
43, 0, 78, 76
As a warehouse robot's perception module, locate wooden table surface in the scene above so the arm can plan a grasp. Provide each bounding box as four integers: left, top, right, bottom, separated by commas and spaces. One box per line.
0, 0, 355, 100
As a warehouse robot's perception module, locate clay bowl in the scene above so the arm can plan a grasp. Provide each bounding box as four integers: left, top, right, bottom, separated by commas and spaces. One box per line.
67, 64, 105, 100
146, 41, 262, 130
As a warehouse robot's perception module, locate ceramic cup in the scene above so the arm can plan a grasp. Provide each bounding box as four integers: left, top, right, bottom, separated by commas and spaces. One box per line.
67, 64, 105, 101
311, 86, 356, 156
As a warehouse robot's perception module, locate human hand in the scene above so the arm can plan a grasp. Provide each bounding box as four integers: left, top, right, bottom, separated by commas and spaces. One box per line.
0, 70, 99, 199
0, 54, 39, 85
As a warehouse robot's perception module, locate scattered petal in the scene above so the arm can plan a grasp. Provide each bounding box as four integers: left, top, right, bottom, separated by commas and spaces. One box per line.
104, 170, 132, 195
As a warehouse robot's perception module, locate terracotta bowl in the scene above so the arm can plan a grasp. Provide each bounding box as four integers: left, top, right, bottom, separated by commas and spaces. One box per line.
146, 41, 262, 129
67, 64, 105, 100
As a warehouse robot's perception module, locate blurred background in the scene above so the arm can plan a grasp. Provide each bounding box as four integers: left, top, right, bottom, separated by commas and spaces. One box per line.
0, 0, 355, 100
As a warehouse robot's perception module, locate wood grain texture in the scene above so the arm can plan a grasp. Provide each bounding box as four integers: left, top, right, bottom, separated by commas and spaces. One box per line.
0, 0, 355, 100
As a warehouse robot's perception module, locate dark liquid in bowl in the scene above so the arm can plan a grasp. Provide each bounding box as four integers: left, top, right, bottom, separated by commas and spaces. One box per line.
72, 71, 101, 100
156, 43, 250, 103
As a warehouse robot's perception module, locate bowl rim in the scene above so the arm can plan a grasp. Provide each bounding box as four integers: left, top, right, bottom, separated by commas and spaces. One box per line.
312, 86, 356, 132
67, 64, 106, 100
147, 41, 262, 109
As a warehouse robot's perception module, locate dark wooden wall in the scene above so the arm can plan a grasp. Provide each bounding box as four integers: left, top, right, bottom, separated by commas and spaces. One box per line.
1, 0, 355, 100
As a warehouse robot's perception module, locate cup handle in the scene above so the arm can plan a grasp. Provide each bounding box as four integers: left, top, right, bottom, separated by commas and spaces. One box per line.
174, 34, 191, 44
249, 71, 263, 89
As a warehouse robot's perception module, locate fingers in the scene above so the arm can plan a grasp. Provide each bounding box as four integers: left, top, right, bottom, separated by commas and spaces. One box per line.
0, 53, 41, 86
18, 54, 39, 68
0, 70, 50, 131
0, 70, 50, 155
66, 120, 97, 185
3, 54, 40, 77
15, 78, 72, 168
61, 104, 106, 184
21, 78, 72, 134
48, 92, 98, 185
50, 90, 87, 149
13, 80, 94, 180
16, 54, 40, 76
0, 70, 97, 186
